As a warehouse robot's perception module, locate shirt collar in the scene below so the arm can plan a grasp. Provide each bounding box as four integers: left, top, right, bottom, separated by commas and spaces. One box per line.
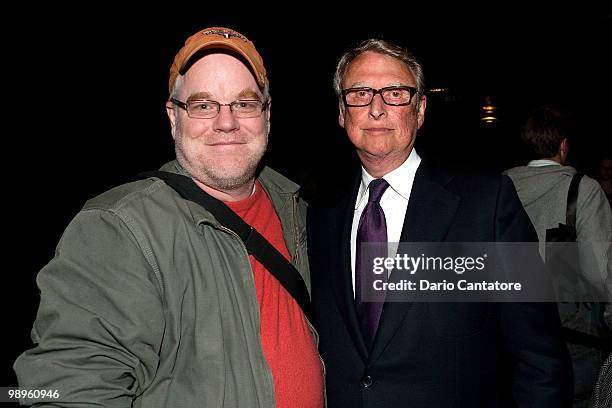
355, 149, 421, 209
527, 159, 562, 167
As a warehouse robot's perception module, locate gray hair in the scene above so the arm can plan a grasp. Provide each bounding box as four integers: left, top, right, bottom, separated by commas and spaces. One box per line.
333, 39, 425, 107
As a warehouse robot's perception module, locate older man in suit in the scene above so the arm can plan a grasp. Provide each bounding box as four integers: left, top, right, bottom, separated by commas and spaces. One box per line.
307, 39, 572, 407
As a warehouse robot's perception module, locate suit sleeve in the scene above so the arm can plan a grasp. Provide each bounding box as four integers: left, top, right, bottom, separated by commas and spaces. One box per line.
13, 209, 164, 407
495, 176, 573, 407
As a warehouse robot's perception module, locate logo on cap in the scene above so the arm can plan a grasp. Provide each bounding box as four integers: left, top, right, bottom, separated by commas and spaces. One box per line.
201, 28, 248, 42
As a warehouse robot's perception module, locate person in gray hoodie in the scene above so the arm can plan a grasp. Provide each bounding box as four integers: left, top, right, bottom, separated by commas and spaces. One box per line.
504, 106, 612, 407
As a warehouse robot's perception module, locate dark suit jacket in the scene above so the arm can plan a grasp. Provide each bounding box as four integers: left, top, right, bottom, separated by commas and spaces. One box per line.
308, 159, 572, 407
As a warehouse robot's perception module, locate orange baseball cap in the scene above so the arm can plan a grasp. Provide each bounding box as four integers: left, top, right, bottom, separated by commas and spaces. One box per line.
168, 26, 267, 94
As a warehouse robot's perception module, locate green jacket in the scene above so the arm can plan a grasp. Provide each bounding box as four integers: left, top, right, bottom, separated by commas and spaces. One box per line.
14, 160, 317, 407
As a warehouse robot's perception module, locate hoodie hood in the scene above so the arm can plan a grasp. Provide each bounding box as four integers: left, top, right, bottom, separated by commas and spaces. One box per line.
503, 164, 577, 206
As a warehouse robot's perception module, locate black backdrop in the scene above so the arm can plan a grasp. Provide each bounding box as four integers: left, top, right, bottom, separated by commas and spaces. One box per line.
3, 5, 611, 387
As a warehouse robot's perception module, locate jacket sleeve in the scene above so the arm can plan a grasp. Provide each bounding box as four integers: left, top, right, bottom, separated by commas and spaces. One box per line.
575, 178, 612, 329
495, 176, 573, 407
14, 209, 164, 407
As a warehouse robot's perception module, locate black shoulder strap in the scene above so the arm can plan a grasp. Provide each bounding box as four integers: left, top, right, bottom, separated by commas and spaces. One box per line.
138, 170, 313, 322
566, 173, 584, 228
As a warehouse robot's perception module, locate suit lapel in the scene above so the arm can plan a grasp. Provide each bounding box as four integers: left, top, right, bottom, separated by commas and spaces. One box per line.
330, 175, 369, 361
369, 160, 460, 363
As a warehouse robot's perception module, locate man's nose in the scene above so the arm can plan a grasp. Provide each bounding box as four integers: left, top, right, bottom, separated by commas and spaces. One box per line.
213, 105, 240, 132
368, 94, 387, 119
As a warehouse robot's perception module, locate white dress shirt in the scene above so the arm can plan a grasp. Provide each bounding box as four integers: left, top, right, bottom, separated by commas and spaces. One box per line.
350, 150, 422, 295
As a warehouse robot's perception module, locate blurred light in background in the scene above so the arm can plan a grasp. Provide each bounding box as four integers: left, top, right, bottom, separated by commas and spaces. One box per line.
480, 96, 497, 124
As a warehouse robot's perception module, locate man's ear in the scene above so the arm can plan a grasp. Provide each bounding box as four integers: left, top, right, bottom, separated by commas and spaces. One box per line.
338, 100, 346, 128
265, 99, 272, 134
165, 101, 177, 140
416, 94, 427, 129
559, 138, 569, 163
560, 138, 569, 153
265, 98, 271, 122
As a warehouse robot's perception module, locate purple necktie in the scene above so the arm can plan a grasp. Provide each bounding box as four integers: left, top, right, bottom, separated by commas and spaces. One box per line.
355, 178, 389, 348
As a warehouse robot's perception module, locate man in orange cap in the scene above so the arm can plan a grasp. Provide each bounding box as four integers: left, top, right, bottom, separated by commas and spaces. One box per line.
15, 27, 324, 407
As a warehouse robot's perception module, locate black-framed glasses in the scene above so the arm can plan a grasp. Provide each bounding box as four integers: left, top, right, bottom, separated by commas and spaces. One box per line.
170, 98, 269, 119
341, 86, 418, 107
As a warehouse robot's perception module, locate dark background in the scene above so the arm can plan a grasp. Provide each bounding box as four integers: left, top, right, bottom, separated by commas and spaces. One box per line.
3, 5, 611, 387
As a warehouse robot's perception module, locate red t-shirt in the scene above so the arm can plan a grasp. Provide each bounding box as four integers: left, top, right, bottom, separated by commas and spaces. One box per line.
225, 181, 324, 408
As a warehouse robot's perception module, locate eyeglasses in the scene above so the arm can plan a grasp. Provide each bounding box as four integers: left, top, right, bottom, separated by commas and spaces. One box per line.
341, 86, 418, 107
170, 98, 269, 119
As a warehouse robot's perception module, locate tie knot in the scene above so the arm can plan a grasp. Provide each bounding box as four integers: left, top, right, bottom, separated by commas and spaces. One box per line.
367, 178, 389, 203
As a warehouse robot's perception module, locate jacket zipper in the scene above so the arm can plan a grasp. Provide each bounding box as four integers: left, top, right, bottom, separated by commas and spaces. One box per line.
292, 193, 300, 265
215, 224, 277, 407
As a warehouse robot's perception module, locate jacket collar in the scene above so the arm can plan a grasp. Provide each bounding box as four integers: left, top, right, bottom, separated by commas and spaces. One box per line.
158, 160, 300, 224
159, 160, 300, 195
